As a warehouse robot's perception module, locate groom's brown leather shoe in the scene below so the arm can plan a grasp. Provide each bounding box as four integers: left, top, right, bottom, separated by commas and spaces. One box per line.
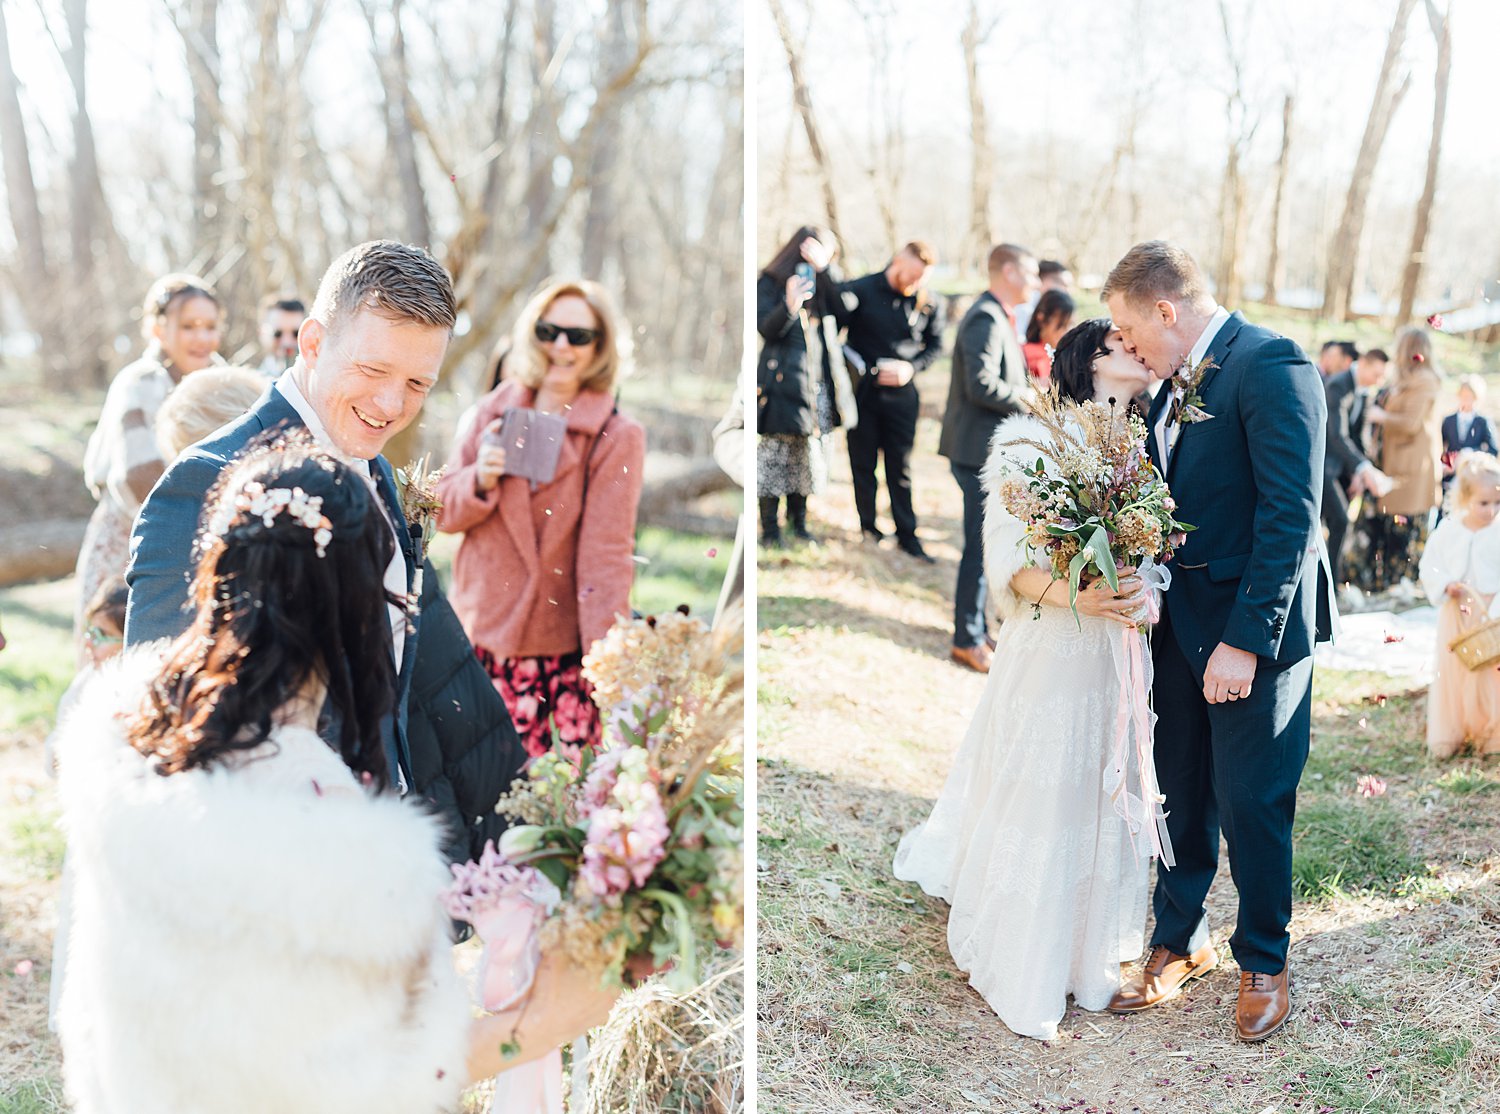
1235, 966, 1291, 1041
1107, 943, 1219, 1012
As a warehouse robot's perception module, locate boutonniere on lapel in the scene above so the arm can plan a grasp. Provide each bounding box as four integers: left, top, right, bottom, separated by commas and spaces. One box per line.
1166, 354, 1216, 427
395, 454, 444, 600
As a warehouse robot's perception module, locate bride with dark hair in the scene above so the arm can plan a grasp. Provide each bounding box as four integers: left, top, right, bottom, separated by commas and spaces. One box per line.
894, 319, 1167, 1041
53, 432, 616, 1113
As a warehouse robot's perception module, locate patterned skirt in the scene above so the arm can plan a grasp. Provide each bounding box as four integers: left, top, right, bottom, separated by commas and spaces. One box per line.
475, 645, 603, 760
757, 433, 827, 497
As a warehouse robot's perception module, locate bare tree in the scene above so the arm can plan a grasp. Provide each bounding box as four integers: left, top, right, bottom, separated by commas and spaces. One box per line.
1263, 92, 1294, 306
961, 2, 998, 274
1322, 0, 1419, 321
1213, 0, 1260, 309
0, 4, 49, 290
363, 0, 434, 249
182, 0, 225, 267
1395, 0, 1452, 326
767, 0, 842, 242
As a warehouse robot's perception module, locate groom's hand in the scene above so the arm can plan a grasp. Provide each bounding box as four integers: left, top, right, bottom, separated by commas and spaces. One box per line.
1203, 643, 1257, 704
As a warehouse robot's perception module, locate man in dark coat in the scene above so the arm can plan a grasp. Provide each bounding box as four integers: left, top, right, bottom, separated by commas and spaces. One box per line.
1103, 241, 1335, 1043
1323, 348, 1392, 585
126, 240, 523, 872
937, 242, 1038, 672
834, 241, 944, 560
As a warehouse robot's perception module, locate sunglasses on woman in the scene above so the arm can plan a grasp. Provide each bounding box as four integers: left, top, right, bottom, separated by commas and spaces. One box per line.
534, 321, 601, 347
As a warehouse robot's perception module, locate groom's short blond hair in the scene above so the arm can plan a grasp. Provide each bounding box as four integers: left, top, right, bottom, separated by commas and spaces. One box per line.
1101, 241, 1213, 311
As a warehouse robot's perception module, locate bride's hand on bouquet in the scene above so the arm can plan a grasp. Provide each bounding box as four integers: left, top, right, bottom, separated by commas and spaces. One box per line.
1076, 575, 1147, 627
466, 949, 622, 1080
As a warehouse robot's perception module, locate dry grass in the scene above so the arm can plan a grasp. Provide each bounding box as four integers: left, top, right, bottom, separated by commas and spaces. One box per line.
757, 386, 1500, 1114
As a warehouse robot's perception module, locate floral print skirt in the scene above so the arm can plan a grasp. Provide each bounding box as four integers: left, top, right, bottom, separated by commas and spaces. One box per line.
476, 646, 603, 760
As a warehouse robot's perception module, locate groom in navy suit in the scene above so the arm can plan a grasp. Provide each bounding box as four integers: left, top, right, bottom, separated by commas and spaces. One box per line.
126, 240, 523, 871
1102, 242, 1334, 1042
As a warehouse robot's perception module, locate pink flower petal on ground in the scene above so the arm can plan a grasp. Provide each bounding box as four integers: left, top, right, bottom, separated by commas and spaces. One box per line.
13, 960, 33, 977
1357, 775, 1388, 798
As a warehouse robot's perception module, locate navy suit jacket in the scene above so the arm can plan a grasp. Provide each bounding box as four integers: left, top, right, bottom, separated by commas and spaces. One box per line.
125, 387, 422, 783
1441, 412, 1497, 457
1147, 312, 1335, 674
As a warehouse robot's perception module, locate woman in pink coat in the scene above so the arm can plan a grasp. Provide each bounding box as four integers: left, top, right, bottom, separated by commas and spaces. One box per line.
438, 280, 646, 758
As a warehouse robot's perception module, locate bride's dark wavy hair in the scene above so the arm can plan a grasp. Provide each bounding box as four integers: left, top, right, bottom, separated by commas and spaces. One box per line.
1049, 317, 1116, 406
128, 430, 401, 788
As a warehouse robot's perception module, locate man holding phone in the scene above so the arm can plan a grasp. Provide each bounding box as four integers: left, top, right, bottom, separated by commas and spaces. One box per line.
833, 241, 944, 560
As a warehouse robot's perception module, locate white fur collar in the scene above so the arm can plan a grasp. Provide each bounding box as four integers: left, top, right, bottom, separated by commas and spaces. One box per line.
55, 647, 453, 964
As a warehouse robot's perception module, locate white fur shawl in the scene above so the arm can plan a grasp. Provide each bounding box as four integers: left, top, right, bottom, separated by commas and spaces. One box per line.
53, 648, 469, 1114
980, 414, 1054, 620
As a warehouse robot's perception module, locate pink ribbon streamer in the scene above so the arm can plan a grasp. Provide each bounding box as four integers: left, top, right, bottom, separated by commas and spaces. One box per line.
472, 888, 552, 1012
1107, 560, 1176, 868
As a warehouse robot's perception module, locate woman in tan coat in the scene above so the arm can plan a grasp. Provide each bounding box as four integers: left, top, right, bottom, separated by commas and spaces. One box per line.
1367, 326, 1442, 586
438, 280, 646, 759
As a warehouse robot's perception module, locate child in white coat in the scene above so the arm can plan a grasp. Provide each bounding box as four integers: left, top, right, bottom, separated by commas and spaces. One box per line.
1418, 452, 1500, 756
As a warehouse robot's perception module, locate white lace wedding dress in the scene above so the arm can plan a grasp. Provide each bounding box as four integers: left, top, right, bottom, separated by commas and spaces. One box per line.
893, 415, 1157, 1041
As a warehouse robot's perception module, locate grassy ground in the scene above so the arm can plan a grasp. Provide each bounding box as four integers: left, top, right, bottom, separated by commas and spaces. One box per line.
756, 375, 1500, 1113
0, 523, 730, 1110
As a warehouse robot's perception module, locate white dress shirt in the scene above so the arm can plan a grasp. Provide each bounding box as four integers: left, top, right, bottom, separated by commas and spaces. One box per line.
275, 370, 407, 672
1154, 304, 1232, 467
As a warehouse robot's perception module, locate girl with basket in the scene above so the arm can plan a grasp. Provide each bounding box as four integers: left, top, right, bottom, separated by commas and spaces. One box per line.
1418, 452, 1500, 757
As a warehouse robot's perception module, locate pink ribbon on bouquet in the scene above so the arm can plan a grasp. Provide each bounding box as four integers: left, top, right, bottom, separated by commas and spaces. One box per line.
1107, 559, 1175, 868
471, 876, 559, 1012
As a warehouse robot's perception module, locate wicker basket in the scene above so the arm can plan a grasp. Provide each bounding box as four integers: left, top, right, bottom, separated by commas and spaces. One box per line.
1450, 617, 1500, 672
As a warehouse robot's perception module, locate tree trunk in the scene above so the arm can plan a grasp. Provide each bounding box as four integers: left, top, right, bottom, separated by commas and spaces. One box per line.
767, 0, 841, 243
0, 4, 49, 286
1264, 92, 1294, 306
389, 0, 431, 248
581, 1, 633, 280
1323, 0, 1418, 321
1395, 0, 1451, 326
186, 0, 224, 266
962, 2, 994, 274
523, 0, 561, 286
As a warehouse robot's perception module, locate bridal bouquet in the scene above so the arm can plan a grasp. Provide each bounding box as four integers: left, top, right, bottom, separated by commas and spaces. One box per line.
995, 390, 1193, 621
443, 609, 744, 1022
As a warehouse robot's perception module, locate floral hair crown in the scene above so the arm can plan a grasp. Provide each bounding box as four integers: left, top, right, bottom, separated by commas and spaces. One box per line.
206, 482, 334, 558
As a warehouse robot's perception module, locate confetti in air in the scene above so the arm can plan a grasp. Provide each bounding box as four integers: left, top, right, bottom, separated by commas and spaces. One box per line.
1427, 313, 1446, 331
707, 547, 718, 558
1383, 632, 1404, 644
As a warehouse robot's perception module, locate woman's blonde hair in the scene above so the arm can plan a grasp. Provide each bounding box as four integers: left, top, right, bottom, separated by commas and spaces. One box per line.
140, 273, 219, 342
155, 366, 268, 460
1392, 326, 1437, 382
510, 279, 632, 395
1451, 451, 1500, 513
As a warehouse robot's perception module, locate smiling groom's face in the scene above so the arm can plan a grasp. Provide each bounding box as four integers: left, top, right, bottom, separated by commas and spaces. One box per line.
297, 308, 448, 459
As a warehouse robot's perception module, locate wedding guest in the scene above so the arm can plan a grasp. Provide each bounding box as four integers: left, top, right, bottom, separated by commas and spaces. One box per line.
1440, 376, 1497, 501
126, 240, 523, 875
58, 437, 617, 1114
835, 240, 944, 560
154, 365, 269, 460
756, 224, 850, 546
1012, 258, 1073, 341
938, 242, 1039, 673
1366, 327, 1442, 587
256, 295, 305, 378
75, 273, 222, 651
1021, 288, 1076, 385
1317, 340, 1357, 377
1418, 453, 1500, 756
1323, 348, 1392, 587
438, 279, 646, 759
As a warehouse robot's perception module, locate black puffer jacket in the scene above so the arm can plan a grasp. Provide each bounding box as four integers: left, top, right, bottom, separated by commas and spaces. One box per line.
407, 561, 527, 869
757, 273, 821, 437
